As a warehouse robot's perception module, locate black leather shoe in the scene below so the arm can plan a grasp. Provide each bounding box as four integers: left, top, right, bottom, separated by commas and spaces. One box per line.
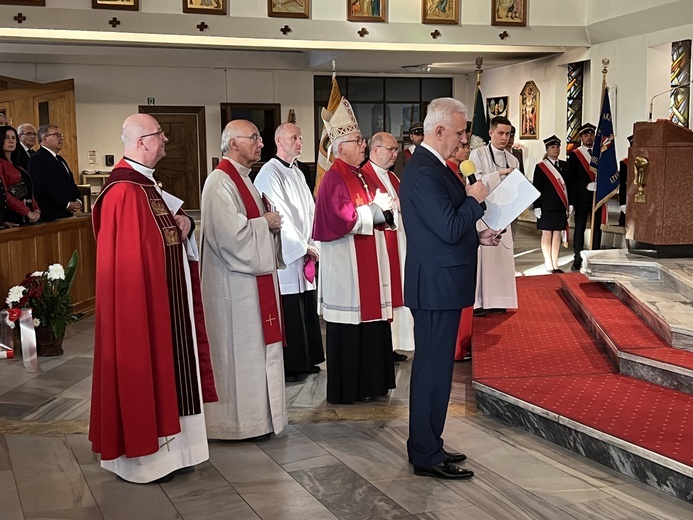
473, 308, 487, 317
359, 396, 376, 402
487, 308, 507, 314
413, 462, 474, 480
443, 450, 467, 463
393, 352, 408, 362
571, 262, 581, 271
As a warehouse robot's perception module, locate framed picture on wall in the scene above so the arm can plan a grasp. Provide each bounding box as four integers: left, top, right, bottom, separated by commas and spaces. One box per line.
486, 96, 509, 119
0, 0, 45, 5
519, 81, 539, 139
347, 0, 386, 23
422, 0, 459, 25
91, 0, 139, 10
183, 0, 227, 16
268, 0, 309, 19
492, 0, 527, 27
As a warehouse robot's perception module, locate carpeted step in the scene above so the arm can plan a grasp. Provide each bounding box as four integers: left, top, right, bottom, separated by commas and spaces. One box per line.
472, 274, 693, 501
561, 273, 693, 395
473, 275, 614, 381
614, 279, 693, 350
475, 372, 693, 468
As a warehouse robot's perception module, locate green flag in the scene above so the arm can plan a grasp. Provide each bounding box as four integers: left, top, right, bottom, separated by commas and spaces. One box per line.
470, 86, 489, 150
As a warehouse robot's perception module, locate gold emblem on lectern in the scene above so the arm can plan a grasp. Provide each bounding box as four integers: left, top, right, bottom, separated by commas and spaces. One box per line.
633, 156, 649, 203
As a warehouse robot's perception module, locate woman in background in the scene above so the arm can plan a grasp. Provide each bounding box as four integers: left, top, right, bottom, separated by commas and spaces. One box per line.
533, 135, 571, 273
0, 125, 40, 224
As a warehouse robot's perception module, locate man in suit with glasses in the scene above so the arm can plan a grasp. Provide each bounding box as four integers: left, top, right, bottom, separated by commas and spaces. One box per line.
28, 124, 82, 221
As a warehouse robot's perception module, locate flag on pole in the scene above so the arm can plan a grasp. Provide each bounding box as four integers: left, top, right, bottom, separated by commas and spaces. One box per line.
470, 85, 489, 150
590, 86, 619, 210
314, 76, 342, 196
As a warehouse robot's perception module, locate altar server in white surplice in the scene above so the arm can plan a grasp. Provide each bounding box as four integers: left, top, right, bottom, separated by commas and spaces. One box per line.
254, 123, 325, 383
362, 131, 414, 356
468, 115, 518, 315
200, 119, 288, 441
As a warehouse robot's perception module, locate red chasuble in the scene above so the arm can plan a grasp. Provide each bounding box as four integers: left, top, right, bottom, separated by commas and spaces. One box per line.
313, 158, 389, 322
361, 161, 404, 309
216, 159, 284, 345
89, 160, 216, 461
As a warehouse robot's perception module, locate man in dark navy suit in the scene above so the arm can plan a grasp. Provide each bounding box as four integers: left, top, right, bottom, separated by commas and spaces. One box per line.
28, 124, 82, 221
400, 97, 500, 480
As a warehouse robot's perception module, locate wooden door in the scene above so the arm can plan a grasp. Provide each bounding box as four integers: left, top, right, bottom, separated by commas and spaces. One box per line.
139, 106, 207, 209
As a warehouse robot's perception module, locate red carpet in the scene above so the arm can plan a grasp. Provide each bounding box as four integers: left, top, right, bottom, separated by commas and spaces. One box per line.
473, 273, 693, 467
475, 373, 693, 465
560, 273, 693, 370
472, 276, 614, 380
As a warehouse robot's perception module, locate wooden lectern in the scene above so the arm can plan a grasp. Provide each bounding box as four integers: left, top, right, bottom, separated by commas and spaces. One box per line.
626, 120, 693, 257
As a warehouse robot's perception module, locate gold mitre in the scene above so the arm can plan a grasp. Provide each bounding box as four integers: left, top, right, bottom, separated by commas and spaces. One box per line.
322, 97, 360, 141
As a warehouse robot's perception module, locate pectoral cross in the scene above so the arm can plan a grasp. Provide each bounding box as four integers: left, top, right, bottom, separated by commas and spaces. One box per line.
266, 314, 276, 327
159, 436, 175, 452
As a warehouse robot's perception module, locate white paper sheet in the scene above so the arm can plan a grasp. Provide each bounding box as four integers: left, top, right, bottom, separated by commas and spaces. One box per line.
481, 169, 540, 231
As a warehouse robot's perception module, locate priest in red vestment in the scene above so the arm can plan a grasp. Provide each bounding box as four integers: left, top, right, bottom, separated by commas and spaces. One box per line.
313, 97, 397, 404
89, 113, 217, 484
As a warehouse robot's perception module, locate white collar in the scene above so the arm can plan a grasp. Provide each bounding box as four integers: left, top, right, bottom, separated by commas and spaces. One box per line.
41, 145, 59, 158
124, 158, 156, 181
420, 142, 446, 165
223, 156, 252, 176
369, 161, 390, 176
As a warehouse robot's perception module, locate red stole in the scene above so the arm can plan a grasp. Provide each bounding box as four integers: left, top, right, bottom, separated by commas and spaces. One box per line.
538, 160, 568, 209
404, 148, 413, 161
361, 161, 403, 309
446, 160, 462, 179
217, 159, 283, 345
575, 148, 594, 181
538, 160, 571, 242
331, 159, 385, 321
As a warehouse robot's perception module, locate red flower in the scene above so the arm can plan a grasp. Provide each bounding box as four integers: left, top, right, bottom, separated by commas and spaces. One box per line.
8, 308, 22, 322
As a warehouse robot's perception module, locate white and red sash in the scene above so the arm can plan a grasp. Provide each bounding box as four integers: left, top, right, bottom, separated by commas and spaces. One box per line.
575, 148, 594, 181
217, 159, 284, 345
331, 159, 387, 321
538, 159, 571, 245
361, 162, 403, 310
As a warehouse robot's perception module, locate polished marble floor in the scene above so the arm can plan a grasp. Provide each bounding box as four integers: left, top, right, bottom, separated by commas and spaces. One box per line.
2, 223, 693, 519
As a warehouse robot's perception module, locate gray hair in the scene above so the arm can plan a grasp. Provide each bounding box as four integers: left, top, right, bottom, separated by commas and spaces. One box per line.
37, 124, 58, 143
423, 98, 468, 135
221, 125, 236, 155
331, 134, 352, 159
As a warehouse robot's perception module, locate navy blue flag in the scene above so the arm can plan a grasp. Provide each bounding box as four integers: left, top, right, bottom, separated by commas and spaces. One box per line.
590, 87, 619, 210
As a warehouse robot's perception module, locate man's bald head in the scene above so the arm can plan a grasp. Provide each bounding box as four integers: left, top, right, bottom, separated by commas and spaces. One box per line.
121, 113, 168, 167
274, 122, 302, 163
221, 119, 264, 168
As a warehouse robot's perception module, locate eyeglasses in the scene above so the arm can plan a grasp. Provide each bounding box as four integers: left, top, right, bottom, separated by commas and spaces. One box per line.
21, 132, 37, 137
139, 129, 165, 140
235, 135, 263, 142
342, 137, 365, 146
375, 145, 398, 153
46, 132, 64, 138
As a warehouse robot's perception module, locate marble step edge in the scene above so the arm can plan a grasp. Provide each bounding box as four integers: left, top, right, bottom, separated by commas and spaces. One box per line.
613, 281, 693, 350
584, 249, 693, 302
473, 381, 693, 479
560, 279, 693, 394
474, 382, 693, 504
